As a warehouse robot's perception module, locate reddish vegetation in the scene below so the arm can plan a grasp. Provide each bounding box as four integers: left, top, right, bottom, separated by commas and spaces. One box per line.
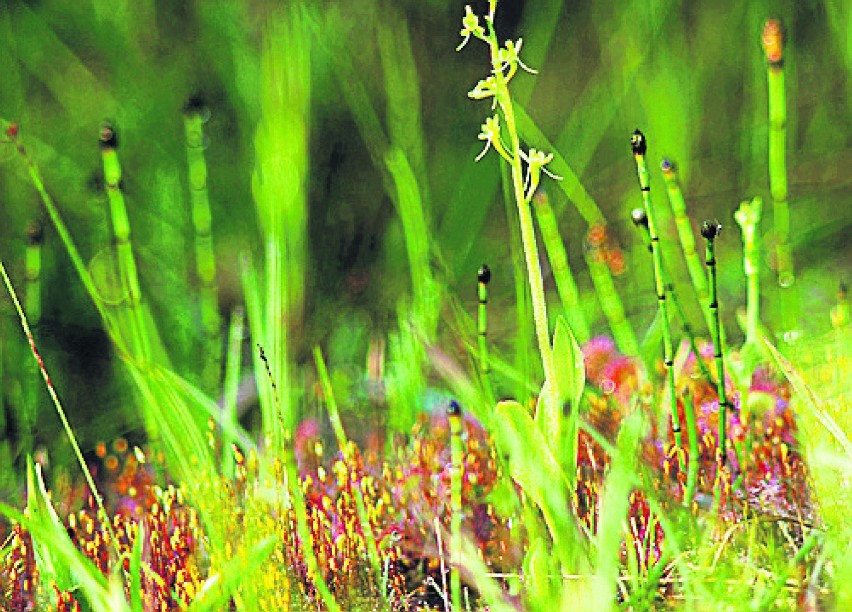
1, 338, 811, 610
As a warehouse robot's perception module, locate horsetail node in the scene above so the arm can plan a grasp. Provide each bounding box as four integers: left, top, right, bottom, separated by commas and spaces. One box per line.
762, 19, 793, 289
477, 265, 494, 401
631, 206, 704, 502
447, 399, 464, 612
701, 220, 729, 466
630, 129, 682, 461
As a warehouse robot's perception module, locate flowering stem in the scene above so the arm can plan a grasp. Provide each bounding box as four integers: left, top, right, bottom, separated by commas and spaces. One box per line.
483, 21, 556, 406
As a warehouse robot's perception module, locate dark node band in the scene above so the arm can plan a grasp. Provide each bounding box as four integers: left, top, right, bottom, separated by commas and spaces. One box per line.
710, 301, 718, 309
672, 426, 681, 433
651, 236, 659, 242
706, 259, 716, 266
657, 293, 666, 301
630, 129, 647, 155
641, 186, 650, 192
99, 123, 118, 149
715, 353, 723, 359
479, 298, 488, 305
664, 359, 673, 367
477, 264, 491, 285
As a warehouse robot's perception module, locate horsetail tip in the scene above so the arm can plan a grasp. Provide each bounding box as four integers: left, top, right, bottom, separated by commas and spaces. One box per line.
183, 95, 211, 121
839, 281, 847, 298
447, 400, 462, 417
26, 220, 44, 246
762, 19, 784, 65
4, 122, 18, 140
98, 122, 118, 150
630, 129, 647, 156
701, 221, 722, 241
477, 265, 491, 285
660, 158, 675, 174
631, 208, 648, 228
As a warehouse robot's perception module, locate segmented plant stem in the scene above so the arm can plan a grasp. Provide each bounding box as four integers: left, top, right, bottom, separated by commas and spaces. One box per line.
448, 400, 464, 612
1, 120, 125, 355
735, 198, 763, 346
222, 306, 244, 476
532, 190, 590, 344
660, 160, 714, 333
585, 245, 639, 356
99, 123, 149, 363
184, 98, 221, 389
631, 130, 682, 459
762, 20, 794, 288
701, 222, 729, 466
632, 208, 714, 386
477, 265, 495, 402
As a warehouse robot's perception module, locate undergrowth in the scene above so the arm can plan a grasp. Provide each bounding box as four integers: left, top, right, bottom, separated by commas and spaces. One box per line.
0, 1, 850, 610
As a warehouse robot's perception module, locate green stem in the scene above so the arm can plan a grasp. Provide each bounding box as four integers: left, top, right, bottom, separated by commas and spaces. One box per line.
631, 130, 682, 462
448, 400, 464, 612
763, 20, 793, 289
184, 99, 222, 390
222, 306, 244, 476
99, 124, 149, 364
660, 159, 714, 334
484, 23, 555, 396
532, 190, 590, 344
1, 119, 126, 357
735, 198, 763, 347
477, 265, 495, 403
701, 222, 729, 466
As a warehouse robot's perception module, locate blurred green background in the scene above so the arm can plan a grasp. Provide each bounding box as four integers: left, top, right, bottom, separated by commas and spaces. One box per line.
0, 0, 849, 495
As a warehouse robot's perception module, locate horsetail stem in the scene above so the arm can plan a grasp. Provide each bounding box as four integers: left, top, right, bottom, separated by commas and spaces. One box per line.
532, 190, 591, 344
99, 122, 149, 363
24, 220, 43, 326
447, 399, 464, 612
1, 120, 126, 355
584, 239, 638, 356
682, 388, 700, 511
222, 305, 244, 476
630, 130, 682, 461
631, 207, 702, 500
477, 265, 495, 402
762, 19, 794, 289
0, 260, 119, 552
21, 220, 45, 454
631, 208, 714, 385
183, 96, 222, 390
660, 159, 714, 333
313, 347, 386, 602
734, 198, 763, 346
701, 221, 729, 466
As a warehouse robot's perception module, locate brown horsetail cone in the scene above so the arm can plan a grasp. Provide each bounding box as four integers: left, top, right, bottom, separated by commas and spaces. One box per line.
630, 129, 647, 156
26, 220, 44, 246
701, 220, 722, 241
477, 264, 491, 285
98, 122, 118, 150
